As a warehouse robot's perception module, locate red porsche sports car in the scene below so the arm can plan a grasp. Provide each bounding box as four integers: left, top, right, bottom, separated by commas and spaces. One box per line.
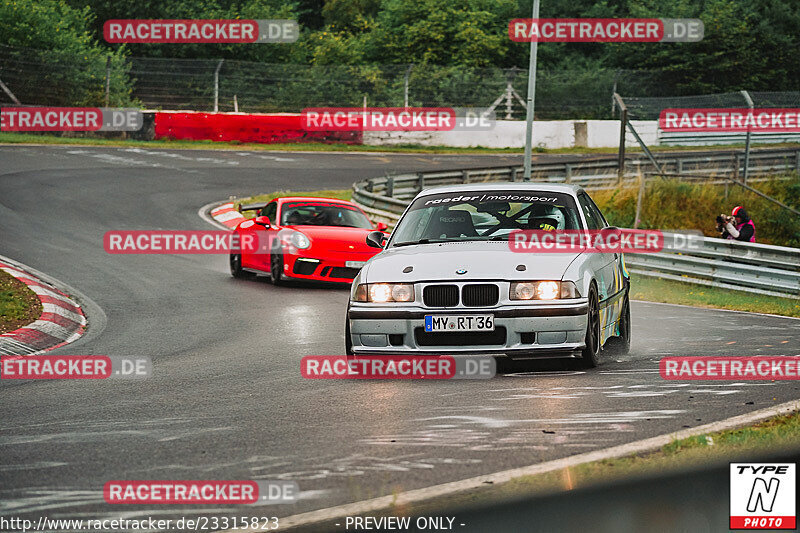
229, 196, 388, 284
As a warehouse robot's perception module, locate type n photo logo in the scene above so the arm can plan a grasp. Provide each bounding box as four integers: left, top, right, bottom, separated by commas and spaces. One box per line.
730, 463, 796, 529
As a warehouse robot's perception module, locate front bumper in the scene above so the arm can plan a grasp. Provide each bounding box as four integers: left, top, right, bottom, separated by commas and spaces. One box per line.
348, 299, 588, 357
283, 251, 374, 283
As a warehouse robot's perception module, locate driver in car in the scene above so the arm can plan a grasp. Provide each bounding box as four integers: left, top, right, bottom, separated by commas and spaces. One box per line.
526, 204, 560, 231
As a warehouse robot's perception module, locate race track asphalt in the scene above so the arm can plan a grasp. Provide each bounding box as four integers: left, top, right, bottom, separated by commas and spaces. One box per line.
1, 145, 799, 528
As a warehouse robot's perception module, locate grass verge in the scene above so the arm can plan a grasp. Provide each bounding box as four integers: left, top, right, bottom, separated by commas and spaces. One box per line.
592, 176, 800, 248
0, 269, 42, 334
0, 132, 521, 154
3, 132, 796, 155
630, 275, 800, 318
382, 411, 800, 517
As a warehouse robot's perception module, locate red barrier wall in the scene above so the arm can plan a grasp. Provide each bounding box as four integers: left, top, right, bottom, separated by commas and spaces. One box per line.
153, 112, 362, 144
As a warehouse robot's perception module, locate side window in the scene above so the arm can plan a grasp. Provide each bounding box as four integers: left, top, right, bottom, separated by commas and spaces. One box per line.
577, 193, 605, 230
261, 202, 277, 223
585, 195, 608, 228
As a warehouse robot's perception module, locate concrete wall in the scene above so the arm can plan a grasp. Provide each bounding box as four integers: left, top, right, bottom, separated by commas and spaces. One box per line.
363, 119, 659, 149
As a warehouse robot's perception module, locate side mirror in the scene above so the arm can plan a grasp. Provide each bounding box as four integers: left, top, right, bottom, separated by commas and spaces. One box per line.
366, 230, 387, 249
600, 226, 622, 252
253, 216, 271, 228
375, 222, 389, 232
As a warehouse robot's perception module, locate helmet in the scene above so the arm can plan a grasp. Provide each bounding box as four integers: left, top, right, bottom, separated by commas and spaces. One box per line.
732, 206, 749, 221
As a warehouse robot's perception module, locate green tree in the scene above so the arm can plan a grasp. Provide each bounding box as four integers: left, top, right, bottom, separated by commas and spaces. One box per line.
65, 0, 300, 62
0, 0, 133, 106
602, 0, 796, 94
361, 0, 517, 67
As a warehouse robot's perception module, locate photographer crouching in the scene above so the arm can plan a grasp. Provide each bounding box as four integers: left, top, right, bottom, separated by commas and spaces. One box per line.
716, 206, 756, 242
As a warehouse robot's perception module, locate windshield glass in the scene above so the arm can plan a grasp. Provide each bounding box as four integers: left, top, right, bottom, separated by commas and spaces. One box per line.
390, 191, 582, 246
280, 202, 372, 229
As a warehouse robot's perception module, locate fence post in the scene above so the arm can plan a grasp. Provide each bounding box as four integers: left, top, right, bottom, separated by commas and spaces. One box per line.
614, 93, 627, 185
564, 163, 572, 183
0, 76, 21, 105
741, 90, 754, 184
403, 64, 413, 108
676, 159, 683, 175
213, 59, 224, 112
633, 161, 645, 229
733, 153, 740, 180
386, 177, 394, 197
417, 172, 425, 192
795, 150, 800, 173
461, 170, 469, 183
510, 168, 518, 182
104, 56, 111, 107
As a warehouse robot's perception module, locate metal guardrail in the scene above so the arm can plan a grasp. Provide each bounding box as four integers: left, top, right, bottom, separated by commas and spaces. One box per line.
353, 148, 800, 222
352, 148, 800, 299
659, 131, 800, 146
625, 234, 800, 299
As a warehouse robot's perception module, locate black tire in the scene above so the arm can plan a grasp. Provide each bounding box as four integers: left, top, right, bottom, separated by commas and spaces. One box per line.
229, 253, 254, 279
270, 246, 285, 286
577, 284, 601, 368
345, 306, 354, 356
606, 290, 631, 355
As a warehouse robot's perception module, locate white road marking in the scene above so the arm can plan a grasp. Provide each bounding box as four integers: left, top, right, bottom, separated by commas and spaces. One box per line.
214, 210, 245, 223
41, 303, 85, 324
198, 202, 233, 230
222, 400, 800, 532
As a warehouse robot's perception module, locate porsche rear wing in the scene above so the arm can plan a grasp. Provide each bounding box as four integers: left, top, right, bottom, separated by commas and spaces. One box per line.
238, 202, 267, 213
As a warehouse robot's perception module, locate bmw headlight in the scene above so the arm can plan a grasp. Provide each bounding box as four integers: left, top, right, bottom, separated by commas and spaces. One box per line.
510, 281, 580, 300
353, 283, 415, 303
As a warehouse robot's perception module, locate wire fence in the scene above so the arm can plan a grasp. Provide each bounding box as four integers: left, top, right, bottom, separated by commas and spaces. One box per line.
0, 43, 715, 119
622, 91, 800, 120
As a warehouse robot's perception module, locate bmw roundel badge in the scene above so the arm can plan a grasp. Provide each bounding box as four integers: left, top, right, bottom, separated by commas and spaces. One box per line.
456, 269, 467, 275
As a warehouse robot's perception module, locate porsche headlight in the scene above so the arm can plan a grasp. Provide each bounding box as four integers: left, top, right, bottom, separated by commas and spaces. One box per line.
510, 281, 580, 300
278, 230, 311, 251
291, 231, 311, 249
353, 283, 415, 303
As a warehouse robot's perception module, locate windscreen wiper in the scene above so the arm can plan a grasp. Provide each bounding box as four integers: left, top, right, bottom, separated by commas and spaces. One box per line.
392, 239, 433, 247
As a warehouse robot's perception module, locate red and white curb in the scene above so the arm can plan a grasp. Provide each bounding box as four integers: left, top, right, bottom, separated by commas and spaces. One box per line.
0, 260, 86, 356
208, 202, 246, 229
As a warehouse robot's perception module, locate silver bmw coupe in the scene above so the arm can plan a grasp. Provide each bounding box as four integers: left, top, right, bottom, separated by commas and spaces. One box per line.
346, 183, 631, 367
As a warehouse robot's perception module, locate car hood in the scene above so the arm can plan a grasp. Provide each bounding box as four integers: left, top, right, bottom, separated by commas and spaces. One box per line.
363, 241, 582, 282
287, 225, 378, 253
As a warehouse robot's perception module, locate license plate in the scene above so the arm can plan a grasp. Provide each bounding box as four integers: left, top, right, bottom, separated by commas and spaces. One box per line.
345, 260, 366, 268
424, 314, 494, 332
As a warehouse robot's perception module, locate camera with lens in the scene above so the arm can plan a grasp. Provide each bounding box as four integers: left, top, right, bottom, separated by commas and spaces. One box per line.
715, 214, 733, 232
